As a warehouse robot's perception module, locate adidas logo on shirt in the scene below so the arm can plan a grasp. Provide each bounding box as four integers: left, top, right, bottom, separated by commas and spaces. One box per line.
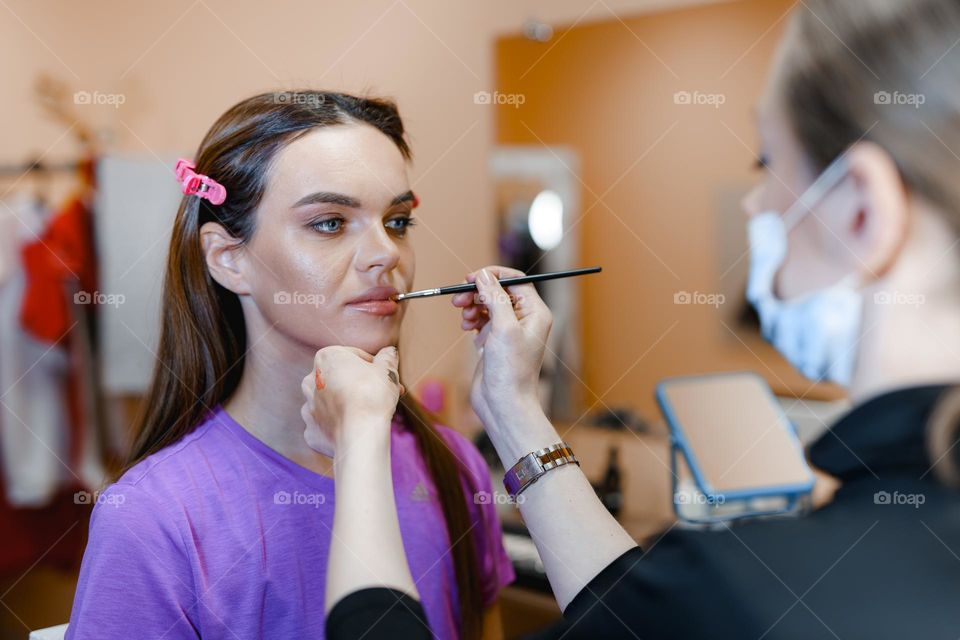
410, 481, 431, 502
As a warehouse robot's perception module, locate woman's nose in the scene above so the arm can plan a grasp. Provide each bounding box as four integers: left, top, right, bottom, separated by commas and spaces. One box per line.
355, 226, 401, 274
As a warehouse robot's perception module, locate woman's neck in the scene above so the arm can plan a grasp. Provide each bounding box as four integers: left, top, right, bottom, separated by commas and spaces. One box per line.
224, 315, 334, 477
851, 204, 960, 403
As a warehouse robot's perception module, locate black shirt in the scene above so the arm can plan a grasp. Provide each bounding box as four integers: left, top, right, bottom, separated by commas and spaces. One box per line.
328, 386, 960, 639
565, 384, 960, 638
326, 588, 431, 639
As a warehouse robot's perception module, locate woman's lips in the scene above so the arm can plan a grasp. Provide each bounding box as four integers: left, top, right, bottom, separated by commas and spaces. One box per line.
347, 299, 399, 316
346, 286, 401, 316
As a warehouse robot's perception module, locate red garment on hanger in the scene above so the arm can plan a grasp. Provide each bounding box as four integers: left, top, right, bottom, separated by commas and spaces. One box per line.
19, 193, 98, 471
20, 195, 97, 343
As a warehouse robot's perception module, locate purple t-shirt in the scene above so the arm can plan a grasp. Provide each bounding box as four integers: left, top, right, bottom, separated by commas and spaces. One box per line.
65, 407, 514, 639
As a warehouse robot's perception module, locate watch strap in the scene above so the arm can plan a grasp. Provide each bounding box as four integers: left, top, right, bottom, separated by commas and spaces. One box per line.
504, 442, 579, 498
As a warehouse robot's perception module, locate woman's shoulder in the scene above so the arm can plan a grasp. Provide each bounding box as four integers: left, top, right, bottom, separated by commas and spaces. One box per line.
114, 408, 227, 495
87, 411, 234, 548
78, 480, 190, 571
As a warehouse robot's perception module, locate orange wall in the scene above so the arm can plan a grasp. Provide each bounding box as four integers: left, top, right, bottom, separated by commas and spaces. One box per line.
495, 0, 842, 420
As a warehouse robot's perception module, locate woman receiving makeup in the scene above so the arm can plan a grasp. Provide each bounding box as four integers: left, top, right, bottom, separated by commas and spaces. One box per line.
65, 92, 513, 640
315, 0, 960, 638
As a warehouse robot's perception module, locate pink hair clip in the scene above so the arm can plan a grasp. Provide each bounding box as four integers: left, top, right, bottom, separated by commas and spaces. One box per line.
174, 158, 226, 206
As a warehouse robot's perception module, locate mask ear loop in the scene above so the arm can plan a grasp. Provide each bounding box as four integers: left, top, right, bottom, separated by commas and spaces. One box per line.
781, 155, 851, 232
783, 154, 866, 291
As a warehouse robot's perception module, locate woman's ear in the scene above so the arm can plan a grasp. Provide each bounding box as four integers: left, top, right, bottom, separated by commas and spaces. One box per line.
200, 221, 251, 295
844, 141, 910, 281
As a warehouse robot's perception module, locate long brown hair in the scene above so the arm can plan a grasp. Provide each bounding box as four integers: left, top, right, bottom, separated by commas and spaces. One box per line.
118, 91, 483, 638
777, 0, 960, 481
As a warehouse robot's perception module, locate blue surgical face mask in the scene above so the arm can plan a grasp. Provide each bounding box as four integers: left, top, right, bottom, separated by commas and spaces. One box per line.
746, 157, 864, 387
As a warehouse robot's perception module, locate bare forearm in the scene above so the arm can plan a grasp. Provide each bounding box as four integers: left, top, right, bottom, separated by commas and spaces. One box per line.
325, 416, 418, 614
462, 268, 636, 611
491, 406, 636, 610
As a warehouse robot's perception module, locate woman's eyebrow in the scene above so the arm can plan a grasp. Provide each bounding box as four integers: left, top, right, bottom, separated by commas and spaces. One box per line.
292, 191, 362, 208
291, 190, 414, 209
390, 190, 415, 207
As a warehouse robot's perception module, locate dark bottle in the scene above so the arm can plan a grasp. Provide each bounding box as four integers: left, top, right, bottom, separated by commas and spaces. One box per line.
599, 445, 624, 518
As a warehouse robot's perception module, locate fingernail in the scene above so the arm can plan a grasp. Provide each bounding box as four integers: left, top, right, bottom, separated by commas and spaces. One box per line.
478, 269, 493, 285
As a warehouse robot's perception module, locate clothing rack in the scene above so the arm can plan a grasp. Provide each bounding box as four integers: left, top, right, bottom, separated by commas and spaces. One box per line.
0, 160, 80, 178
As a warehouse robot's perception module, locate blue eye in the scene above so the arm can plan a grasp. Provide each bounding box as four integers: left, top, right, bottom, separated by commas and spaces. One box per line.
386, 216, 417, 235
312, 217, 344, 234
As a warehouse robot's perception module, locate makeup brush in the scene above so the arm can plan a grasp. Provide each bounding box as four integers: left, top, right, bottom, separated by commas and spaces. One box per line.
393, 266, 602, 301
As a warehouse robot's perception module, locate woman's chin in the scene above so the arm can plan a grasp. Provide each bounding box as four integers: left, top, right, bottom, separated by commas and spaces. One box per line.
353, 336, 400, 355
312, 329, 400, 356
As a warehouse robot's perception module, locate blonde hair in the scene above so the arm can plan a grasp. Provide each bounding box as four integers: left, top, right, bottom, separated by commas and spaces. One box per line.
778, 0, 960, 215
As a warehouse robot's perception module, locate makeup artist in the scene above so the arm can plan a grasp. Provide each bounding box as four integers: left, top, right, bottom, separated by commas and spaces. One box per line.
308, 0, 960, 637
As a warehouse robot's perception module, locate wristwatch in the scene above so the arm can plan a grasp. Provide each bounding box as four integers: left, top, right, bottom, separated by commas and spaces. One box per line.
504, 442, 579, 498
